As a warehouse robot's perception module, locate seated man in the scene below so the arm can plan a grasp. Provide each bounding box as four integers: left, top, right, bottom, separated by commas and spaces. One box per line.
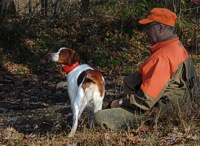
94, 8, 196, 132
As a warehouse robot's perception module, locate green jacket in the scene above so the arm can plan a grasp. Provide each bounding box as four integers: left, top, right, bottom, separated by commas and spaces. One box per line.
122, 38, 196, 112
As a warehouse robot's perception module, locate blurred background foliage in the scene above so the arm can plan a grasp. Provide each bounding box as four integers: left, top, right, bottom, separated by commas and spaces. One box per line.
0, 1, 199, 145
0, 0, 199, 75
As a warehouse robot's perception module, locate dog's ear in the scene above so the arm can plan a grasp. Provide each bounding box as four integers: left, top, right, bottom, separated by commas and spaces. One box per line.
68, 49, 80, 65
63, 49, 80, 65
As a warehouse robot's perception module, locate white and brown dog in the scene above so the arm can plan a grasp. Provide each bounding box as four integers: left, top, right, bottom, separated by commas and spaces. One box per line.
51, 47, 105, 137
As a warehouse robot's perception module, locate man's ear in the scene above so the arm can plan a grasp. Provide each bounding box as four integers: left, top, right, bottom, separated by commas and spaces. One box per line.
159, 24, 165, 32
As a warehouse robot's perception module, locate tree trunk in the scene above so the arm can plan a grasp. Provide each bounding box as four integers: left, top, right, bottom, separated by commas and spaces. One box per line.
41, 0, 48, 16
45, 0, 47, 16
81, 0, 90, 15
27, 0, 32, 14
54, 0, 62, 17
0, 0, 16, 17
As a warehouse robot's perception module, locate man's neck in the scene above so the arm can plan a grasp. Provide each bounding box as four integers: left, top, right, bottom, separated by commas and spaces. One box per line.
161, 34, 177, 42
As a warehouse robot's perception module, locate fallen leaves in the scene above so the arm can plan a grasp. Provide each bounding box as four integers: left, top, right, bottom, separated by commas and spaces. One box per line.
2, 62, 30, 76
102, 131, 143, 145
160, 132, 199, 145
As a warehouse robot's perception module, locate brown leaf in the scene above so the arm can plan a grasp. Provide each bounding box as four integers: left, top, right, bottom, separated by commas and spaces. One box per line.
135, 123, 153, 133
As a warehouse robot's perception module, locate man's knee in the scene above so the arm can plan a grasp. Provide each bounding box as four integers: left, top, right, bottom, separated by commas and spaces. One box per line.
94, 108, 140, 132
94, 109, 116, 131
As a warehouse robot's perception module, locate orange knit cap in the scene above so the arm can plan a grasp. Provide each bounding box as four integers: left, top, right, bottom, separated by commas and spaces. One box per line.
139, 8, 177, 26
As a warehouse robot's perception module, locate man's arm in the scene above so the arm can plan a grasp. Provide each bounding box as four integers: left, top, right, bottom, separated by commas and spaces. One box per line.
110, 89, 158, 111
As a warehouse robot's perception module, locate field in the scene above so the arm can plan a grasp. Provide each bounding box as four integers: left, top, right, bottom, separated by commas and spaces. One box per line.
0, 0, 200, 145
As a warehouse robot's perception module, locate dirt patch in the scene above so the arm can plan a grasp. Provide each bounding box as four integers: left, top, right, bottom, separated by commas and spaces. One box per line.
0, 62, 123, 136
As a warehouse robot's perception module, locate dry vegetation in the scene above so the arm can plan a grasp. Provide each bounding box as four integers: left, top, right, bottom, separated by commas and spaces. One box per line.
0, 0, 200, 145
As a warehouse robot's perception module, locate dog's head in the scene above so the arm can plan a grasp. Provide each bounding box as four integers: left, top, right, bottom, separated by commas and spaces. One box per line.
51, 47, 80, 65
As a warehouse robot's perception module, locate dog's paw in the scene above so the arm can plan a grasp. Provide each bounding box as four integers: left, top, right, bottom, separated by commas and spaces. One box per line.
87, 120, 94, 128
68, 132, 75, 137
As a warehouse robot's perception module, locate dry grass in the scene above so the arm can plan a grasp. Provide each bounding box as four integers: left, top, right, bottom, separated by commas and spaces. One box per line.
0, 0, 199, 145
0, 76, 199, 145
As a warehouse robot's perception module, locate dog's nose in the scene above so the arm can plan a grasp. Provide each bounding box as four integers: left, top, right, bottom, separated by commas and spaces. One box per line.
46, 52, 55, 62
46, 52, 52, 57
50, 53, 56, 59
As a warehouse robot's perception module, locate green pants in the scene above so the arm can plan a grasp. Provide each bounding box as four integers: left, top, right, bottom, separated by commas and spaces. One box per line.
94, 73, 144, 132
94, 107, 143, 132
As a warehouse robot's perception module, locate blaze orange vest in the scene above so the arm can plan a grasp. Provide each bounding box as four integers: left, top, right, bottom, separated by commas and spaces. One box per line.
138, 37, 189, 98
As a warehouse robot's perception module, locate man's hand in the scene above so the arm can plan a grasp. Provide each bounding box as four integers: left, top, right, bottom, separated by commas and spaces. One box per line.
110, 98, 123, 108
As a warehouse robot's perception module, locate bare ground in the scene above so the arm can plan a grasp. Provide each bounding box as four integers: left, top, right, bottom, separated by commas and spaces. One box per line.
0, 61, 200, 145
0, 62, 123, 136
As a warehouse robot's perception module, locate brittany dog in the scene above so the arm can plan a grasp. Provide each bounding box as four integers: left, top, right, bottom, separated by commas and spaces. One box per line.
51, 47, 105, 137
